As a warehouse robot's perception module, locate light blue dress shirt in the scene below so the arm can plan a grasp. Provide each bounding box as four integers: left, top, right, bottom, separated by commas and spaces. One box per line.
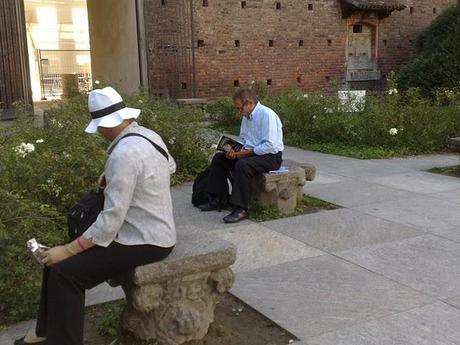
239, 102, 284, 156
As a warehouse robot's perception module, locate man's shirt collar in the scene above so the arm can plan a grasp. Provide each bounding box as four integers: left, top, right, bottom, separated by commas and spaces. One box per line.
248, 102, 261, 120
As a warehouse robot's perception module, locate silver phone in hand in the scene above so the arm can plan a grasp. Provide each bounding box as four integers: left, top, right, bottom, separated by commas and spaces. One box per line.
27, 238, 49, 267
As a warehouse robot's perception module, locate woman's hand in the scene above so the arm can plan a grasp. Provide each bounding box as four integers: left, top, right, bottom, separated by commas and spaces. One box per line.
40, 246, 73, 266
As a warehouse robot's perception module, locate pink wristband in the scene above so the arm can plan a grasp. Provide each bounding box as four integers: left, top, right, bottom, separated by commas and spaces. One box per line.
76, 237, 87, 251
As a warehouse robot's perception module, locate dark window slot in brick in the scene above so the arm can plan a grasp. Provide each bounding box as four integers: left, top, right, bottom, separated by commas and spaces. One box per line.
297, 76, 302, 83
409, 39, 413, 44
269, 40, 274, 47
161, 0, 166, 6
308, 3, 313, 10
276, 2, 281, 9
325, 76, 330, 82
353, 24, 362, 33
235, 40, 240, 47
327, 39, 332, 46
267, 79, 272, 86
299, 39, 304, 46
241, 1, 247, 8
203, 0, 208, 6
433, 7, 437, 13
197, 40, 204, 47
234, 80, 240, 87
409, 7, 414, 14
383, 39, 387, 46
181, 82, 187, 89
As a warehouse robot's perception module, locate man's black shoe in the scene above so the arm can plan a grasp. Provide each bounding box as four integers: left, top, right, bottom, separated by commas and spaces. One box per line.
223, 207, 248, 223
198, 198, 225, 212
14, 337, 46, 345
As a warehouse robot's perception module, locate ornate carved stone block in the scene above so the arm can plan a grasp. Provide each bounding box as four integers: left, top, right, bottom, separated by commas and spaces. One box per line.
253, 161, 316, 214
110, 236, 236, 345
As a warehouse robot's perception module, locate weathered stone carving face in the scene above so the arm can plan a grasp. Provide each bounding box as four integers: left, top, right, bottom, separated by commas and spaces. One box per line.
115, 240, 236, 345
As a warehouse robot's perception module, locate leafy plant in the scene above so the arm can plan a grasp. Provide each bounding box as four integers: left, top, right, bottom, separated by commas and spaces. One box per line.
397, 5, 460, 97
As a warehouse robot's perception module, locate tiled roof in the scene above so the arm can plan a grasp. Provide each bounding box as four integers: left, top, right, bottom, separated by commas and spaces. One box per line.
341, 0, 406, 11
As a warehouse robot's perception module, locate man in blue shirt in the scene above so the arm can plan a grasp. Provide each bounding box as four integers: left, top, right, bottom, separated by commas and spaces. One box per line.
199, 88, 284, 223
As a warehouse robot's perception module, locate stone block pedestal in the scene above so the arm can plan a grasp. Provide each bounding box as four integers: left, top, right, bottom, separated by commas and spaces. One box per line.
109, 235, 236, 345
253, 161, 316, 214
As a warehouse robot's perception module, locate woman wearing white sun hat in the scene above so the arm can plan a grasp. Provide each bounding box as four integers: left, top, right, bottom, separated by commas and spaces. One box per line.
16, 86, 177, 345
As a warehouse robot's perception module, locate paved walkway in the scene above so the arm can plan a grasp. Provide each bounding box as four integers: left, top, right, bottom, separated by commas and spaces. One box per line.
2, 147, 460, 345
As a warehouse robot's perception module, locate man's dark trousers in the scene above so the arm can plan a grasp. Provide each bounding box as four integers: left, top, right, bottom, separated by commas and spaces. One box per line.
206, 152, 282, 209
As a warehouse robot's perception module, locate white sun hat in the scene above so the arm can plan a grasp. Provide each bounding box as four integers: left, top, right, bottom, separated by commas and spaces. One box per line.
85, 86, 141, 134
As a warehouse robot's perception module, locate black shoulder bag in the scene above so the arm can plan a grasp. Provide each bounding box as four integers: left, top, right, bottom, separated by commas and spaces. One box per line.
67, 133, 169, 240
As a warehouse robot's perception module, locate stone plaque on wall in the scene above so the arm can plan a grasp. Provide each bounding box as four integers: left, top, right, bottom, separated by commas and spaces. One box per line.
346, 70, 381, 81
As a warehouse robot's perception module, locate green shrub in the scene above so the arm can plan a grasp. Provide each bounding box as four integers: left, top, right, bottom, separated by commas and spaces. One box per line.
398, 5, 460, 96
209, 88, 460, 158
0, 92, 208, 325
205, 97, 240, 128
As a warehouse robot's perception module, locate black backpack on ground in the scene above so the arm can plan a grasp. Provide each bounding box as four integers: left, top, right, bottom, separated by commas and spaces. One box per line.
192, 167, 211, 206
67, 133, 169, 240
191, 167, 230, 206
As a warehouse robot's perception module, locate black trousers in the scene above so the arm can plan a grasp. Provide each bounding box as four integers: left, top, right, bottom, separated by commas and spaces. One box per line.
35, 242, 173, 345
206, 152, 282, 209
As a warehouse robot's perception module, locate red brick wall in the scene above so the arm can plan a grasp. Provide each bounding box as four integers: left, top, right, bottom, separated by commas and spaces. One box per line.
143, 0, 457, 99
378, 0, 455, 78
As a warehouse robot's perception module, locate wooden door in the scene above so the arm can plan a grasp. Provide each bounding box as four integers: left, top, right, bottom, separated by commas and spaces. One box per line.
347, 24, 374, 70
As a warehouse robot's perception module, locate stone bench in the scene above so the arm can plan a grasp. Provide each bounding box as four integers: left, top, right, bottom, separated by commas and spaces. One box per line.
109, 235, 236, 345
253, 160, 316, 214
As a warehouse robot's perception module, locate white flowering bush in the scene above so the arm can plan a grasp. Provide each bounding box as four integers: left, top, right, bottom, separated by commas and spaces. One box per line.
209, 83, 460, 158
0, 92, 208, 325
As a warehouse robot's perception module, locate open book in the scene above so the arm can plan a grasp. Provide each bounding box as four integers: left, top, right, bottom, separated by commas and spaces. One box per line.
216, 135, 244, 152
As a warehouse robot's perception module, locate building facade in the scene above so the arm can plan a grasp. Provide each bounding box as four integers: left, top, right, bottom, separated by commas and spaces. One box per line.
143, 0, 458, 99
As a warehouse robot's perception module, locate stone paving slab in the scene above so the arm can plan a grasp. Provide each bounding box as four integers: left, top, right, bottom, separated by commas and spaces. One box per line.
430, 187, 460, 205
172, 188, 252, 235
264, 208, 423, 252
366, 171, 460, 194
306, 302, 460, 345
231, 255, 433, 340
309, 171, 347, 185
85, 282, 124, 306
0, 320, 35, 345
304, 179, 418, 208
208, 223, 325, 273
354, 195, 460, 242
445, 296, 460, 309
336, 235, 460, 300
377, 154, 459, 170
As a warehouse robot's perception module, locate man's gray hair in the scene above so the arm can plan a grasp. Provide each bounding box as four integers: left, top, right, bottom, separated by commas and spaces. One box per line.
232, 88, 259, 103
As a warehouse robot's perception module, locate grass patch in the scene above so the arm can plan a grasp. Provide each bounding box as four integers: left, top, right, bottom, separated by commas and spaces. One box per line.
92, 299, 126, 338
427, 165, 460, 178
287, 139, 417, 160
249, 194, 339, 222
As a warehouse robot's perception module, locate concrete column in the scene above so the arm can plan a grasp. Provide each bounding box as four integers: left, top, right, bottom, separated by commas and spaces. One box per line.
87, 0, 141, 94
